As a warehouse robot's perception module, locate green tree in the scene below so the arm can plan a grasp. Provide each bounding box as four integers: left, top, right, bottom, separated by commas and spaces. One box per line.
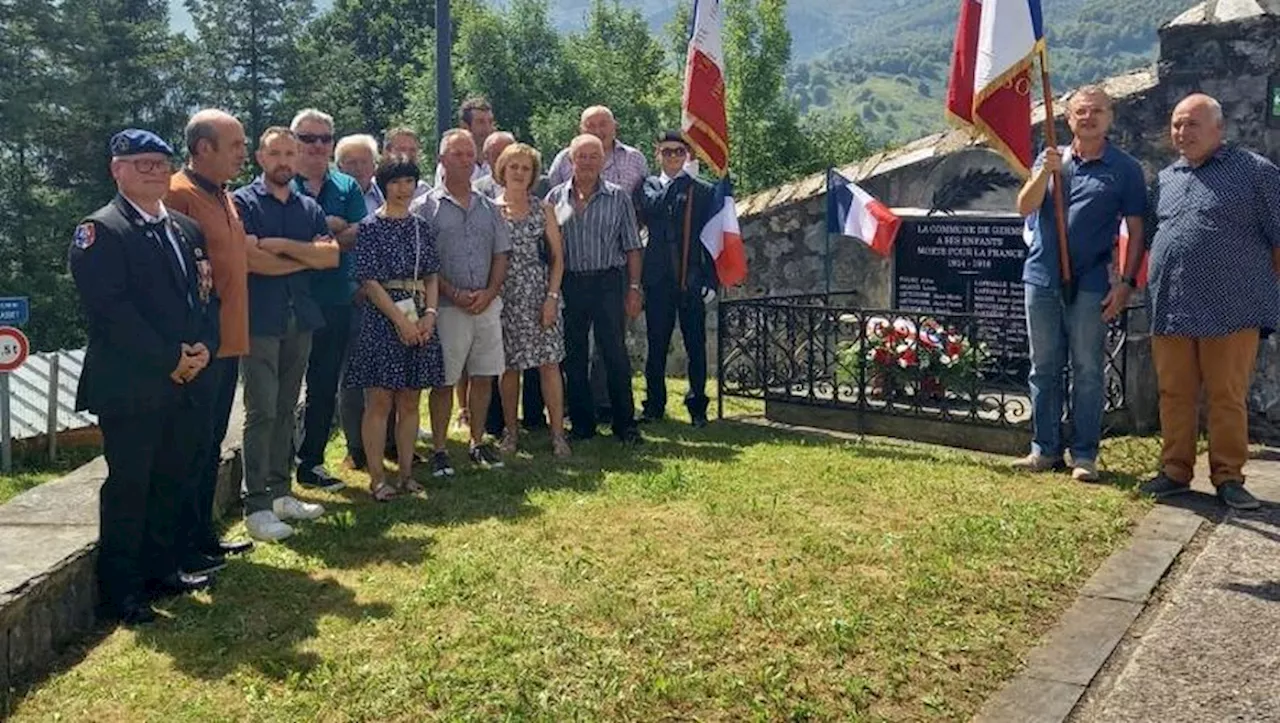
186, 0, 316, 143
0, 0, 193, 350
291, 0, 437, 135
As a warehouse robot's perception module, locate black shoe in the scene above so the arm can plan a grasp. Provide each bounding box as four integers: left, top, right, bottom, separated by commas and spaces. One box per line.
568, 427, 596, 442
1217, 480, 1262, 510
113, 596, 157, 626
296, 464, 347, 492
180, 552, 227, 577
205, 539, 254, 557
690, 414, 709, 428
431, 451, 455, 478
1138, 473, 1192, 499
145, 572, 213, 601
616, 427, 644, 445
638, 410, 664, 424
469, 442, 505, 469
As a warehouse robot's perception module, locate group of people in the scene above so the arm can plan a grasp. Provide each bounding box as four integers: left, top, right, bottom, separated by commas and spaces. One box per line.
1013, 88, 1280, 513
70, 98, 721, 625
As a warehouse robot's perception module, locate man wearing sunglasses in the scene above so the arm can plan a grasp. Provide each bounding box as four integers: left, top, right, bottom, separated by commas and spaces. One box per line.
634, 130, 717, 427
290, 109, 368, 494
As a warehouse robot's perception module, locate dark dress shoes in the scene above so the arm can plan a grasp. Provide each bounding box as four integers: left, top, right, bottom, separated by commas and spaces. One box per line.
616, 427, 645, 445
146, 572, 213, 601
113, 596, 157, 626
180, 551, 227, 577
690, 415, 709, 429
206, 539, 255, 557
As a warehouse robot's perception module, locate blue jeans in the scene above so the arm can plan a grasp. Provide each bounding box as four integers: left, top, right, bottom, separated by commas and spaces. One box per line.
1025, 283, 1107, 463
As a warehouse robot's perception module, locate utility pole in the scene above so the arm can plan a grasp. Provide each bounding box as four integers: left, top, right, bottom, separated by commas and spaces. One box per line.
435, 0, 452, 140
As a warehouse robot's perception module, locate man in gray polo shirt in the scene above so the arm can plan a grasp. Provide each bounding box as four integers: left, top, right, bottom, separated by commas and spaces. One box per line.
412, 129, 510, 475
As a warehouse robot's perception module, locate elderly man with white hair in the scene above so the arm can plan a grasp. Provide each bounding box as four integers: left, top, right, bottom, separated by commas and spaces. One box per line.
545, 106, 650, 427
1130, 93, 1280, 510
335, 133, 382, 216
546, 105, 648, 194
546, 133, 645, 445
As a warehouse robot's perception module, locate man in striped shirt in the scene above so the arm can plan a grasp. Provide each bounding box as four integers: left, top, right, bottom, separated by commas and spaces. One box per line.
547, 134, 645, 444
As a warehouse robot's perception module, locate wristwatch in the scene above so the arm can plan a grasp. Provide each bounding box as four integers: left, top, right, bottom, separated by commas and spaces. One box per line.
1121, 276, 1138, 289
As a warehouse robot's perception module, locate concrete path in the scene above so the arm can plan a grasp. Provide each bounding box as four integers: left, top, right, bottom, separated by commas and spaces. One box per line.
1070, 452, 1280, 722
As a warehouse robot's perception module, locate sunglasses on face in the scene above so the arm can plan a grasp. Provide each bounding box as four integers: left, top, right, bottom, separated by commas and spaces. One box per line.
297, 133, 334, 145
659, 146, 689, 158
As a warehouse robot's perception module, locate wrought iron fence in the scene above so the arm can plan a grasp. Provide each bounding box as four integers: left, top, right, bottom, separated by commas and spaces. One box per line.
716, 291, 1131, 430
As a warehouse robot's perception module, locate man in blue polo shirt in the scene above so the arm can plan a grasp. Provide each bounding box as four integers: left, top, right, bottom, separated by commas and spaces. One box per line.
1014, 86, 1147, 482
233, 126, 339, 542
290, 109, 368, 492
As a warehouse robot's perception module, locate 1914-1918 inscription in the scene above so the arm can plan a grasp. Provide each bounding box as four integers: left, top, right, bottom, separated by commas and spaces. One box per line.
892, 214, 1029, 374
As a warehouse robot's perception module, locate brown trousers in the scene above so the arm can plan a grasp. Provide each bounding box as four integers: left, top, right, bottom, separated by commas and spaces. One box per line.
1151, 329, 1259, 486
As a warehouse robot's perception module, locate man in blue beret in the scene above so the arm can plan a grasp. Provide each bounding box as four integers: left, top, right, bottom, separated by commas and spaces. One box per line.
69, 129, 222, 625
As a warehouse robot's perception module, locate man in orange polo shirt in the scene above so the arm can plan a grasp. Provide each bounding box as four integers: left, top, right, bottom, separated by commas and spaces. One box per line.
166, 109, 256, 571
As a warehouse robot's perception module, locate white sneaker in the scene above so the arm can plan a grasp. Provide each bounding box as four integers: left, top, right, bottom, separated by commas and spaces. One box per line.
245, 511, 294, 542
273, 495, 325, 521
1072, 459, 1099, 482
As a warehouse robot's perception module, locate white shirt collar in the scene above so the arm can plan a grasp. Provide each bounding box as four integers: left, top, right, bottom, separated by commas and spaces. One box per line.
659, 170, 685, 187
124, 196, 169, 223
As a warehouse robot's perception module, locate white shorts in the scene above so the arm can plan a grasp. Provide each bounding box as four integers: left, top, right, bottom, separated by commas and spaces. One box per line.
438, 298, 505, 386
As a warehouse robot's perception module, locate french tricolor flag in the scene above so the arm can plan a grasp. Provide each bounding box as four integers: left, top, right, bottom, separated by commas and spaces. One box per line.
700, 177, 748, 287
826, 170, 902, 257
1116, 218, 1148, 288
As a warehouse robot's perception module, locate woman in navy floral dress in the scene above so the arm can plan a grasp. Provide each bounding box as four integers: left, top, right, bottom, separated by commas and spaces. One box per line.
345, 155, 444, 500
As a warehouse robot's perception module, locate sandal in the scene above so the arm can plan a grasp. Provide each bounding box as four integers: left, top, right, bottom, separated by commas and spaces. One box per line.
398, 477, 425, 495
369, 480, 398, 502
552, 433, 572, 458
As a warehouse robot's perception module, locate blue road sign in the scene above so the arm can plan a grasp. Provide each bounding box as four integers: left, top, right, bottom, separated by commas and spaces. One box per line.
0, 297, 29, 327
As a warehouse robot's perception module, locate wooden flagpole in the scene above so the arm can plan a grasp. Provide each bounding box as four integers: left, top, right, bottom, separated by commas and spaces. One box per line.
1037, 49, 1073, 302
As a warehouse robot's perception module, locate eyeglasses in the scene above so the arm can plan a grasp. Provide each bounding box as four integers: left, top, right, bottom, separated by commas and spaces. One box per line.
297, 133, 334, 145
659, 146, 689, 158
120, 158, 174, 174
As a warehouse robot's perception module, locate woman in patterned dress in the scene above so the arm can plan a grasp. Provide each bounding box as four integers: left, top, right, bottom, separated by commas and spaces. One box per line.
345, 155, 444, 500
493, 143, 570, 457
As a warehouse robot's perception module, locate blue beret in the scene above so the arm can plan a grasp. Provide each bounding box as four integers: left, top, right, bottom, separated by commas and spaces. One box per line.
657, 129, 688, 146
109, 129, 174, 158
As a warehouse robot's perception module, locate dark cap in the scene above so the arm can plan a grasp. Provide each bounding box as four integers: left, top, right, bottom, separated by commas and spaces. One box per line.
657, 129, 689, 146
109, 129, 175, 158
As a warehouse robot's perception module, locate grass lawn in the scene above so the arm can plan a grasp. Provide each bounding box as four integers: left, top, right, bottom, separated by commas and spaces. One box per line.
0, 445, 102, 505
6, 380, 1154, 722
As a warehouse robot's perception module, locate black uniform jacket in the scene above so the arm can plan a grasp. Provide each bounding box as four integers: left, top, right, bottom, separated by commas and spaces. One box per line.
69, 194, 221, 416
634, 174, 719, 293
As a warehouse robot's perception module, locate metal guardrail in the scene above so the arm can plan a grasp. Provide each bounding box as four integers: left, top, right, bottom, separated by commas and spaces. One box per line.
716, 291, 1131, 431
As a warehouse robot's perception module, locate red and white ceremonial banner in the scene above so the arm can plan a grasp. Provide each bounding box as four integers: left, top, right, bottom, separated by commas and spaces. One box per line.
682, 0, 746, 287
682, 0, 729, 177
946, 0, 1044, 177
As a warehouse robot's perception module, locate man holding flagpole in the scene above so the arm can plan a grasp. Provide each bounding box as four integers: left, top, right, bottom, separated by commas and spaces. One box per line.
1011, 86, 1147, 481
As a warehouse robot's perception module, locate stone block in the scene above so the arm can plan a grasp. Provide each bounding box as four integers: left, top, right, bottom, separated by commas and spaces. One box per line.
1131, 504, 1202, 546
1023, 596, 1143, 686
1079, 537, 1183, 603
973, 675, 1085, 723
